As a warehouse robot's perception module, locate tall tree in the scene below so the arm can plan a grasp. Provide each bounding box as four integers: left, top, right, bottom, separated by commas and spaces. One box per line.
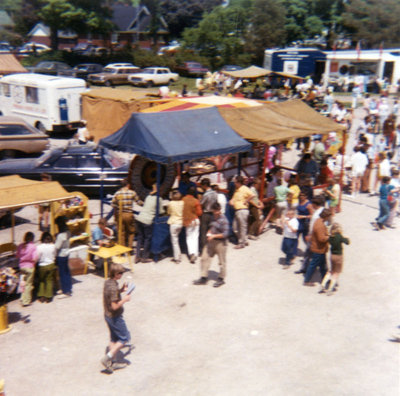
39, 0, 113, 50
140, 0, 161, 44
160, 0, 223, 38
341, 0, 400, 48
246, 0, 287, 64
182, 2, 251, 68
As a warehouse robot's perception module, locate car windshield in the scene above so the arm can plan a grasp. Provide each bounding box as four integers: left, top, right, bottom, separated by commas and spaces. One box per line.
0, 124, 33, 136
103, 68, 116, 73
37, 62, 52, 68
75, 65, 89, 71
142, 68, 155, 74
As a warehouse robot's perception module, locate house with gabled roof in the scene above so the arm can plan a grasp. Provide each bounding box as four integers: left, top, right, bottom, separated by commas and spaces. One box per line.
111, 3, 169, 48
28, 23, 77, 49
0, 10, 14, 30
27, 5, 168, 51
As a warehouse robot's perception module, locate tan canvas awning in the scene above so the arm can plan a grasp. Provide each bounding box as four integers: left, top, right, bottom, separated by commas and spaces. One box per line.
0, 54, 27, 75
81, 88, 156, 141
222, 65, 272, 79
218, 99, 346, 145
0, 175, 74, 210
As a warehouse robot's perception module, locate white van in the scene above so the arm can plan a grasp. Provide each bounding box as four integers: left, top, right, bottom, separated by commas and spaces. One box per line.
0, 73, 87, 133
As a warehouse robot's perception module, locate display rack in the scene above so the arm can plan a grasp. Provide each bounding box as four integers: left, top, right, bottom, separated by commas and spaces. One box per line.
50, 191, 91, 248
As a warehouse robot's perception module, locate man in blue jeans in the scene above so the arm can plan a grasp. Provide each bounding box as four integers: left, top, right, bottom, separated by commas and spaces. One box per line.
304, 209, 332, 286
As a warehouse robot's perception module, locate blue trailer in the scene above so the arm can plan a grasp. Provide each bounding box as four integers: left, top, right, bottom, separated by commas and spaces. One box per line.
264, 48, 326, 82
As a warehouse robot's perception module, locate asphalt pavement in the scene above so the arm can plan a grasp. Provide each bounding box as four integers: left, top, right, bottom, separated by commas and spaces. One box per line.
0, 103, 399, 396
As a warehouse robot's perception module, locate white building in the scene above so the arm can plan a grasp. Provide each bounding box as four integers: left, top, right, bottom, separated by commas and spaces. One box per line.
323, 49, 400, 88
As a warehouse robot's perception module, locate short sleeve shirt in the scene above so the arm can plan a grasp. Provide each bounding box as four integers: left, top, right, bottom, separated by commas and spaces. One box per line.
103, 279, 123, 318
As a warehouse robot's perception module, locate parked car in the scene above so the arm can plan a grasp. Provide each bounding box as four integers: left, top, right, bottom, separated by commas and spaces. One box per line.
0, 42, 11, 53
87, 64, 140, 86
175, 61, 209, 77
128, 67, 179, 87
18, 43, 51, 56
82, 47, 109, 57
58, 63, 103, 80
220, 65, 243, 72
71, 42, 95, 55
157, 40, 180, 56
29, 61, 72, 76
0, 145, 129, 196
0, 116, 49, 159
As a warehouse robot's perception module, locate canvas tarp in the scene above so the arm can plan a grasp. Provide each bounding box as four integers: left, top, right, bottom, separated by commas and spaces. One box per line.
218, 99, 346, 145
0, 175, 74, 210
222, 65, 272, 79
81, 88, 159, 141
99, 107, 251, 164
141, 95, 262, 113
0, 54, 27, 75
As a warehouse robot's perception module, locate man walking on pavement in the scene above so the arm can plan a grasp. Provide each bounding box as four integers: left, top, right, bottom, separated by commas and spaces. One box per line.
303, 208, 332, 286
101, 263, 131, 373
193, 202, 229, 288
199, 178, 218, 253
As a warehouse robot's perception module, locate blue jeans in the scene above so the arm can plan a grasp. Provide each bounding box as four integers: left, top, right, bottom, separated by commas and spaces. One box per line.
304, 253, 327, 283
377, 199, 390, 225
56, 256, 72, 294
136, 220, 152, 259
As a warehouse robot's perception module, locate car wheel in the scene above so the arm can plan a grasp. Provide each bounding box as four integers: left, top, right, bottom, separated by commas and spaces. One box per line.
146, 81, 154, 88
168, 79, 174, 85
105, 80, 112, 87
128, 155, 176, 200
35, 122, 47, 134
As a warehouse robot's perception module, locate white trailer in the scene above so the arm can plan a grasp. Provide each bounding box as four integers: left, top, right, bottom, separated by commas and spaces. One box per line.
0, 73, 87, 133
323, 49, 400, 89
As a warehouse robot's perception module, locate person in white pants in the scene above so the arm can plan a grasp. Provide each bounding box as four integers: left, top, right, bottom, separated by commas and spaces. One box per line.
167, 191, 184, 263
183, 187, 202, 263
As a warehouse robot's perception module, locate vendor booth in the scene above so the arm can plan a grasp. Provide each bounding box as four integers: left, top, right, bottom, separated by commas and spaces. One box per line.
99, 107, 251, 256
0, 175, 74, 334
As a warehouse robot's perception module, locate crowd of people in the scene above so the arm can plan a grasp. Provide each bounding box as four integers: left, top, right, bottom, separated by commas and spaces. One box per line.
5, 84, 400, 374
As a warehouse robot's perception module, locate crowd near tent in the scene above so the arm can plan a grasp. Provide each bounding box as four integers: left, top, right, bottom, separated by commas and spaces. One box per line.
0, 54, 27, 75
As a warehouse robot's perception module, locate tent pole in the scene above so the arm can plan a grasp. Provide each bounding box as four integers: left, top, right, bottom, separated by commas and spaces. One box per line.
237, 153, 242, 176
154, 163, 161, 263
260, 144, 269, 199
11, 210, 15, 243
337, 129, 347, 213
100, 147, 105, 218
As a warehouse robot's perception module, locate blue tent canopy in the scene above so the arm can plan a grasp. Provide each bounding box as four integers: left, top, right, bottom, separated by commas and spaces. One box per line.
99, 107, 251, 164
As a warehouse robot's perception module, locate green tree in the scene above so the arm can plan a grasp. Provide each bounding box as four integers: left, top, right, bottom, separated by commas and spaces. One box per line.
160, 0, 223, 38
246, 0, 287, 64
342, 0, 400, 48
182, 3, 251, 69
39, 0, 113, 50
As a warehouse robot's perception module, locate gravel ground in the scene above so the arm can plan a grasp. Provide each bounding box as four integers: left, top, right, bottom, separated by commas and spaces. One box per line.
0, 104, 399, 396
